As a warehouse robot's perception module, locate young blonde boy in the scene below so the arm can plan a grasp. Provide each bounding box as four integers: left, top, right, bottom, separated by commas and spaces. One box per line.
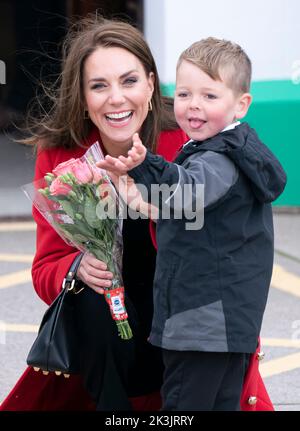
98, 37, 286, 410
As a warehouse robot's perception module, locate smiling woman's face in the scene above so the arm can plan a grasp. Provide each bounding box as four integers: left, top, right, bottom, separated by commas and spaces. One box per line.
83, 46, 154, 156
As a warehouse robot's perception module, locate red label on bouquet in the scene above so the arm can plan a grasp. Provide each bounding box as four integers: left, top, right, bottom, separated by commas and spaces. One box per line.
104, 287, 128, 321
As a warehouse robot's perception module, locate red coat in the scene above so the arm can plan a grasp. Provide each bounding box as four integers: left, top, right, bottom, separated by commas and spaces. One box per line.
0, 127, 273, 411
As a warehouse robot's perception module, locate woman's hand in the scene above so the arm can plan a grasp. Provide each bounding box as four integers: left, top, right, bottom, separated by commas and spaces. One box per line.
76, 253, 113, 294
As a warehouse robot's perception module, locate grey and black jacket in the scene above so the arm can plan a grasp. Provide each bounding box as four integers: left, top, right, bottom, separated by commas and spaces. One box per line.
128, 122, 287, 353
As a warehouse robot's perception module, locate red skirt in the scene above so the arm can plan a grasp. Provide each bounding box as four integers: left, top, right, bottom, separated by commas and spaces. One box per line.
0, 339, 273, 411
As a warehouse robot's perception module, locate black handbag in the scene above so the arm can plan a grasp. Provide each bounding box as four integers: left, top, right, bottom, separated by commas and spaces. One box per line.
27, 253, 84, 377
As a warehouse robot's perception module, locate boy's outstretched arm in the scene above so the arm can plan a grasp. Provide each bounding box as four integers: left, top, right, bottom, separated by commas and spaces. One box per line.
96, 134, 157, 219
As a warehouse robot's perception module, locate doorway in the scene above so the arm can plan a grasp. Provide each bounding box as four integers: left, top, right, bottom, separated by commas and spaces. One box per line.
68, 0, 144, 30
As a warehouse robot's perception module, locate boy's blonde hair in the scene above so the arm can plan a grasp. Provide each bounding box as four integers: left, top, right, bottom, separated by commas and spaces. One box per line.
177, 37, 252, 95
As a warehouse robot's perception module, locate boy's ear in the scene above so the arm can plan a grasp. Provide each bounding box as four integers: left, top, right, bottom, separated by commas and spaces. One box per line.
235, 93, 252, 119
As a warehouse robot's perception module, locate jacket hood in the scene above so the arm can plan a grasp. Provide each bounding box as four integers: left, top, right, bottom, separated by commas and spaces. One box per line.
198, 122, 287, 203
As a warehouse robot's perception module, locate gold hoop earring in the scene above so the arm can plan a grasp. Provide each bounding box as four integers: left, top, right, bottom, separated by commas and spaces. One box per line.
148, 99, 153, 112
84, 110, 89, 119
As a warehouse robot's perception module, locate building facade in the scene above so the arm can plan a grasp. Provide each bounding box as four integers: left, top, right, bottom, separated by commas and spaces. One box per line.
1, 0, 299, 206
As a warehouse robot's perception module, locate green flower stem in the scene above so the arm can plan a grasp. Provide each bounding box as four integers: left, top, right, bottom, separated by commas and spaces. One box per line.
116, 321, 133, 340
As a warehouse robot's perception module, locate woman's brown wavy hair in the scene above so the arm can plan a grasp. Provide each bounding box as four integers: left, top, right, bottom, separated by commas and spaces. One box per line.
23, 14, 177, 152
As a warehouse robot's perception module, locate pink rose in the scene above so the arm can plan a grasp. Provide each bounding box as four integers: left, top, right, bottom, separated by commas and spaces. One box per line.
90, 165, 104, 184
71, 159, 93, 184
53, 158, 77, 176
49, 178, 73, 196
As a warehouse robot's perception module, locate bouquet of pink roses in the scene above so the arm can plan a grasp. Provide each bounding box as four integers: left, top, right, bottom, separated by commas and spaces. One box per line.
23, 142, 132, 340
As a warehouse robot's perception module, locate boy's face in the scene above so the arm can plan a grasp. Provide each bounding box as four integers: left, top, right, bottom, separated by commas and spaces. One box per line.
174, 60, 250, 141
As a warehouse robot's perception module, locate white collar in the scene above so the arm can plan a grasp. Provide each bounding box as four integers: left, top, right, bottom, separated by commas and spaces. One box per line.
221, 121, 241, 132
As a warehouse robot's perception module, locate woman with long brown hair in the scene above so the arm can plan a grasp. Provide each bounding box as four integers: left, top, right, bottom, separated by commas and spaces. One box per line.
2, 14, 185, 411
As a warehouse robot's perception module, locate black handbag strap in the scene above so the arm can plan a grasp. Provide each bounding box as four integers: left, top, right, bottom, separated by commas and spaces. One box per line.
62, 252, 84, 294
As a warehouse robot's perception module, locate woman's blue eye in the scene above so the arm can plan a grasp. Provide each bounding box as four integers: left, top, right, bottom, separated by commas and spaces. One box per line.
91, 83, 106, 90
124, 77, 138, 85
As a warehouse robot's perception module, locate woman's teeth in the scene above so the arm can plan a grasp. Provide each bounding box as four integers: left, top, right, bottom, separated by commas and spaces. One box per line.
105, 111, 132, 121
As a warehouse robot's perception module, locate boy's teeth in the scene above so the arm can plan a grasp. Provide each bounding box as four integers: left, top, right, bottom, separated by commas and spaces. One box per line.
106, 111, 131, 119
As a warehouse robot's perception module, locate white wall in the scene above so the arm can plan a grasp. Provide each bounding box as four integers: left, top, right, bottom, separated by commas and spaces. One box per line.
144, 0, 167, 80
144, 0, 300, 84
